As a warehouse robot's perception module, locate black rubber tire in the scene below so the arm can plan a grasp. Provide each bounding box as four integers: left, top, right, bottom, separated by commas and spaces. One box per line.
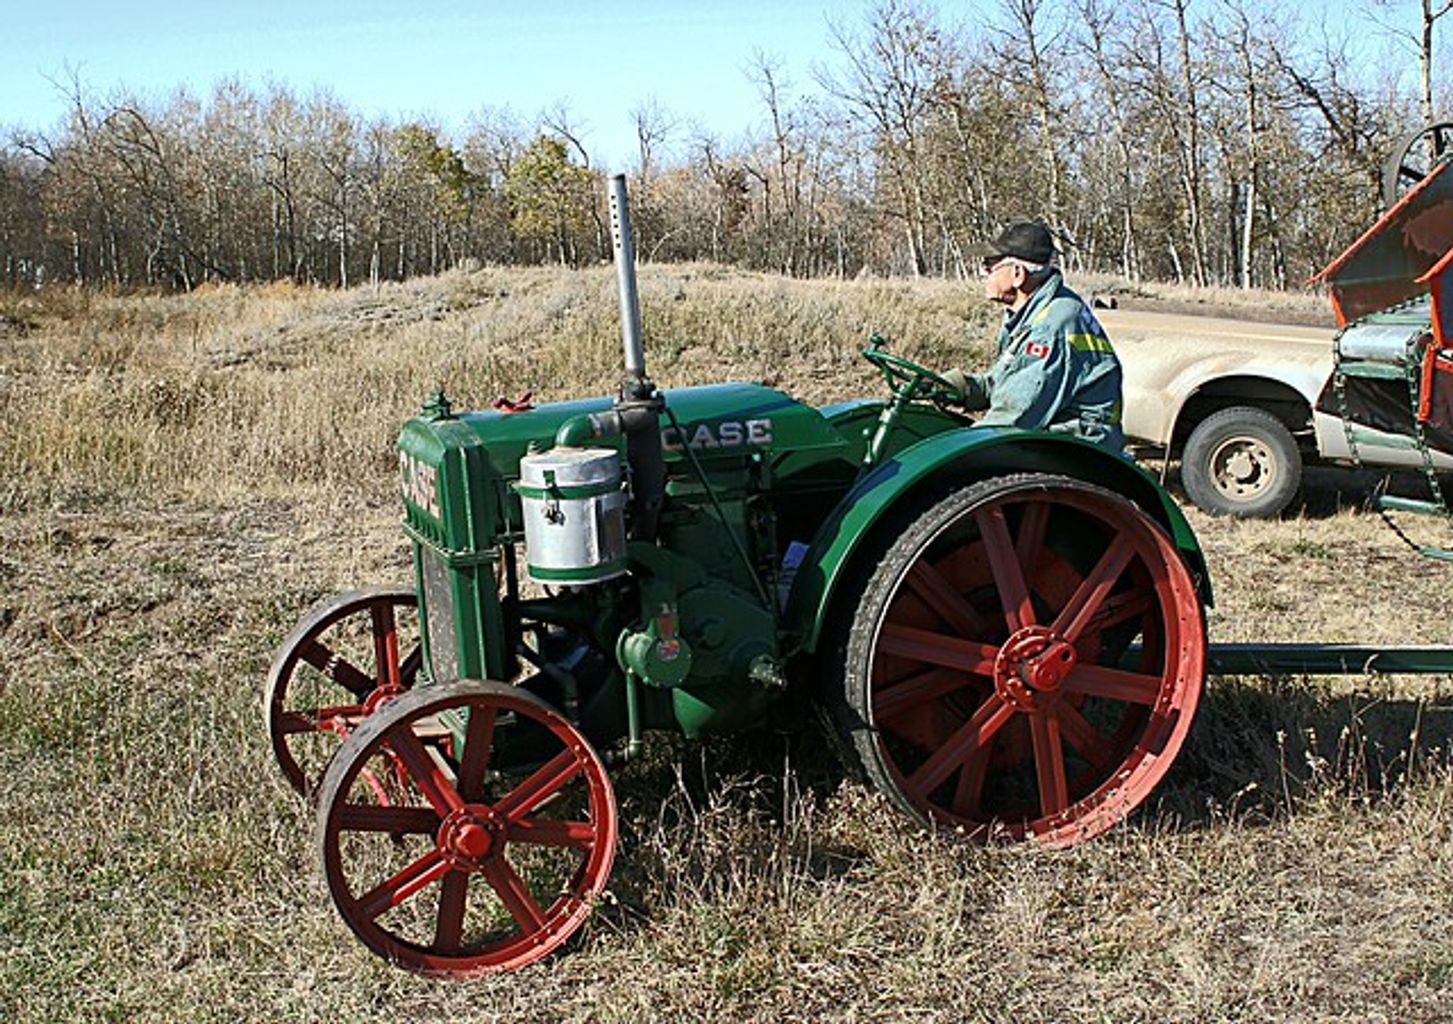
1180, 406, 1301, 519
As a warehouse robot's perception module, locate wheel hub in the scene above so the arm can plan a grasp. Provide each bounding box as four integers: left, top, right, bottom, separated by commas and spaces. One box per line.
363, 684, 405, 716
993, 626, 1077, 711
1224, 449, 1255, 481
438, 804, 505, 869
1213, 439, 1272, 495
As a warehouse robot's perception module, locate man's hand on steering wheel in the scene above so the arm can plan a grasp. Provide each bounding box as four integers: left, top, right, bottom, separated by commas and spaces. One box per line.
862, 335, 981, 409
939, 368, 989, 411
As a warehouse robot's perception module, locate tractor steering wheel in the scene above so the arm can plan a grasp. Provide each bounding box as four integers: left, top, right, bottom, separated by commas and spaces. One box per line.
862, 334, 962, 405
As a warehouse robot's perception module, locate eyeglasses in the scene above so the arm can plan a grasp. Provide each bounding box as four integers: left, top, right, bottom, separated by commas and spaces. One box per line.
981, 256, 1018, 274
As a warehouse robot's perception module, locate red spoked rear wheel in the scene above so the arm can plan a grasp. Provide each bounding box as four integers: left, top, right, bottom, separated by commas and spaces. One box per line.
265, 586, 422, 796
831, 474, 1205, 845
315, 680, 617, 976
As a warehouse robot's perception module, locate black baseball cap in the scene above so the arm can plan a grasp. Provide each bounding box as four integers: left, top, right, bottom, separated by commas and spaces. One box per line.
975, 220, 1057, 265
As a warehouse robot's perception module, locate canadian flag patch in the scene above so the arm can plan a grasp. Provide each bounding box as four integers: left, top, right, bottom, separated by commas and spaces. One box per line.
1025, 340, 1051, 359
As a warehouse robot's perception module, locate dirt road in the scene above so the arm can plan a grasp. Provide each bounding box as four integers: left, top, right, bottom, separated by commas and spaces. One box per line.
1096, 307, 1333, 347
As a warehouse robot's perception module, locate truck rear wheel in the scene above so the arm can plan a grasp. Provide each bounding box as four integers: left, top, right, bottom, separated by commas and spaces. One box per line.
1180, 406, 1301, 518
825, 474, 1205, 845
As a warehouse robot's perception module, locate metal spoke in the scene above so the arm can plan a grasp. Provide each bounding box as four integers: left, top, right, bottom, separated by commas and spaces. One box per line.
1064, 664, 1163, 706
387, 728, 465, 817
337, 804, 441, 834
494, 749, 583, 822
1055, 702, 1115, 773
399, 645, 424, 685
356, 848, 450, 920
905, 692, 1016, 799
1081, 590, 1153, 636
506, 817, 597, 849
456, 707, 498, 803
1049, 535, 1136, 642
976, 505, 1035, 630
1015, 500, 1050, 581
371, 604, 400, 690
873, 667, 978, 722
300, 639, 374, 699
877, 622, 998, 674
1029, 712, 1069, 818
905, 560, 991, 636
951, 743, 994, 819
481, 856, 547, 934
433, 871, 469, 952
277, 704, 364, 735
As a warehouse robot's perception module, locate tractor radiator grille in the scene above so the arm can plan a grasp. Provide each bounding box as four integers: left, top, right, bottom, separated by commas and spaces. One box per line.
419, 546, 460, 683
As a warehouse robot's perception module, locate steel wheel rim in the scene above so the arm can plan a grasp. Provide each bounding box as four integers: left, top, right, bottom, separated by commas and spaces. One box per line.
317, 681, 617, 976
865, 484, 1204, 844
1208, 436, 1277, 500
265, 587, 422, 796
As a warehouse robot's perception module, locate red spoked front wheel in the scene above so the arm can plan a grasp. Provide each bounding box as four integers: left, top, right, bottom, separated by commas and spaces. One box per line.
265, 586, 422, 796
315, 680, 618, 976
830, 474, 1205, 845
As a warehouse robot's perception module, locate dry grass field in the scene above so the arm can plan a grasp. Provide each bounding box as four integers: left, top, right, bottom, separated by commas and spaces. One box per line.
2, 265, 1452, 1023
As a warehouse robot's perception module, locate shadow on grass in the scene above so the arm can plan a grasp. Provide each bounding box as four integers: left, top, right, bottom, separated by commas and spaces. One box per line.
1296, 466, 1450, 520
1153, 672, 1453, 829
589, 725, 868, 941
596, 671, 1453, 913
570, 669, 1453, 951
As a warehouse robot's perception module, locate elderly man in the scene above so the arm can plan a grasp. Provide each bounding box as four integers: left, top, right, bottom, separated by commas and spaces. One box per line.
944, 220, 1125, 451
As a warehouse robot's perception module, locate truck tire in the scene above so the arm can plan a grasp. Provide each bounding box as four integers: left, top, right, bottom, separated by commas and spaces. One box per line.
1180, 406, 1301, 518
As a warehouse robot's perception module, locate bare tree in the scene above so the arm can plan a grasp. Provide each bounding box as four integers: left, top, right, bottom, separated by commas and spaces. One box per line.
819, 0, 949, 275
1078, 0, 1142, 277
1368, 0, 1453, 143
748, 51, 810, 274
1207, 0, 1269, 288
1265, 26, 1387, 194
986, 0, 1066, 229
631, 95, 678, 183
308, 97, 358, 287
1118, 0, 1210, 283
1165, 0, 1209, 285
538, 101, 605, 259
540, 100, 593, 168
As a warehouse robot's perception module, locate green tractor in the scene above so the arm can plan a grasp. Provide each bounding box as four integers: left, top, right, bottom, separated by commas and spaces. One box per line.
265, 176, 1210, 976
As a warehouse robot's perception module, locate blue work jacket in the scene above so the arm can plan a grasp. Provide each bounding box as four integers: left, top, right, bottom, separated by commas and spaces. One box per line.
968, 271, 1125, 451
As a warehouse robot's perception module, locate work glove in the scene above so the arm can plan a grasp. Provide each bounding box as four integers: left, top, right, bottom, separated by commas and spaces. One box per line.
941, 368, 989, 411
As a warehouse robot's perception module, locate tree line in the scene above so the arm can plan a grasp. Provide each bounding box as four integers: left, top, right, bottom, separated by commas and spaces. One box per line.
2, 0, 1449, 293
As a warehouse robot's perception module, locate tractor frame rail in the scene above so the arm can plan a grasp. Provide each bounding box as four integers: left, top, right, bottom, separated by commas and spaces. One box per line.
1207, 643, 1453, 675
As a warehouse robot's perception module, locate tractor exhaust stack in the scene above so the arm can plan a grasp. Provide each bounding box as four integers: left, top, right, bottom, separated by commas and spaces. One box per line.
609, 173, 649, 398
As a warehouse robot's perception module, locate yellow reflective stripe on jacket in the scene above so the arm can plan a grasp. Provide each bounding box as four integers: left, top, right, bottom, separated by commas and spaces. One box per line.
1065, 331, 1113, 354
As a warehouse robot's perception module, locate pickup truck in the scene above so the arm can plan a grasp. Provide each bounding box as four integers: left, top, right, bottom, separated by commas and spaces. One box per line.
1101, 307, 1453, 517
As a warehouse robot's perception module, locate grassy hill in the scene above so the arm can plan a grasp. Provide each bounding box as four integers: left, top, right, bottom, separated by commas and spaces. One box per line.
1, 266, 1449, 1022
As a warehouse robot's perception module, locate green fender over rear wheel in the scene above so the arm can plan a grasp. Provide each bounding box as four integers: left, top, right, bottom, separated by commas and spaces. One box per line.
785, 426, 1210, 656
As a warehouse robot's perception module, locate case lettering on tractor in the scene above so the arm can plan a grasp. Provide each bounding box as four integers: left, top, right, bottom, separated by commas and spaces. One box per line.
398, 450, 439, 518
662, 417, 774, 450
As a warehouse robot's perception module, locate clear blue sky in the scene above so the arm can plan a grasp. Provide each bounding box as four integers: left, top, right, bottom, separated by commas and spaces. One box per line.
0, 0, 1433, 171
0, 0, 870, 169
